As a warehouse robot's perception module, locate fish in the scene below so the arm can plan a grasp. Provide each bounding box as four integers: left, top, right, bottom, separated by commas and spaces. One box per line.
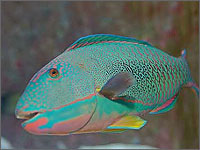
15, 34, 199, 135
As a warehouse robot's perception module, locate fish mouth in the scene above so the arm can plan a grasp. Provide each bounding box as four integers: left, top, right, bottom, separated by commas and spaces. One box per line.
16, 110, 42, 121
15, 93, 97, 135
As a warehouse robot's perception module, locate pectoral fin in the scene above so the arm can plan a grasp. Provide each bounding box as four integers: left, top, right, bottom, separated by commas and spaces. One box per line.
98, 72, 135, 100
107, 115, 147, 130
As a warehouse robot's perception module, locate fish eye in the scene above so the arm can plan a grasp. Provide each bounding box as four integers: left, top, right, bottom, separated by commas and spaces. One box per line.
49, 68, 59, 78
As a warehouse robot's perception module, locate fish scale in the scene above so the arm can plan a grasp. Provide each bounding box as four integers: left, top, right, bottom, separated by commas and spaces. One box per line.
65, 42, 188, 110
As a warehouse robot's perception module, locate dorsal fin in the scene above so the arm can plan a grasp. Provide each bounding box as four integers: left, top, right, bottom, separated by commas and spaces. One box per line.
67, 34, 152, 51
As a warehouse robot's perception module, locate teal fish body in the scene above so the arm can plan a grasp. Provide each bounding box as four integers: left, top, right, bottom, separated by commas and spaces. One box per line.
15, 34, 199, 135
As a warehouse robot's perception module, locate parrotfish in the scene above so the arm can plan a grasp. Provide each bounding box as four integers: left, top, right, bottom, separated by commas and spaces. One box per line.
15, 34, 199, 135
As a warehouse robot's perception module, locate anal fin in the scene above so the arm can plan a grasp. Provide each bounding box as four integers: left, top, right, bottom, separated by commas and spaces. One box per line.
149, 93, 179, 115
102, 129, 127, 133
107, 115, 147, 130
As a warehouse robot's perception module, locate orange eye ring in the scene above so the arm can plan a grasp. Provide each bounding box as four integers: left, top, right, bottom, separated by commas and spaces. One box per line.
49, 68, 59, 78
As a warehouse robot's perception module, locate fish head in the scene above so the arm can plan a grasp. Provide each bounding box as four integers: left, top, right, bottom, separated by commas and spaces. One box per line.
15, 54, 97, 135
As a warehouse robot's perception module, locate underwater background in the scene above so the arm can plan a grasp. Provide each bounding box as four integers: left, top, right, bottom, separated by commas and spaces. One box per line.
1, 1, 199, 149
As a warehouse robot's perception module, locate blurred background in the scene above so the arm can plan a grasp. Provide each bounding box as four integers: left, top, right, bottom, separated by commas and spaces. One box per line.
1, 1, 199, 149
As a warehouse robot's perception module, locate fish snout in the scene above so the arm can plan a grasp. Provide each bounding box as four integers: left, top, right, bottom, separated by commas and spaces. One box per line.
15, 97, 45, 120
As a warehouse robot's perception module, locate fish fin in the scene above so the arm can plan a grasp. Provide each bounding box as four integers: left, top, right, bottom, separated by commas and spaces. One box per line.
185, 82, 199, 98
190, 83, 199, 98
181, 49, 187, 59
98, 72, 135, 100
102, 129, 127, 133
180, 49, 199, 98
149, 93, 179, 115
67, 34, 152, 51
107, 115, 147, 130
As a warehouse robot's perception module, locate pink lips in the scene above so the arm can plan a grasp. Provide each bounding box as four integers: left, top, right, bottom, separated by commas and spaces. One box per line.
23, 117, 49, 135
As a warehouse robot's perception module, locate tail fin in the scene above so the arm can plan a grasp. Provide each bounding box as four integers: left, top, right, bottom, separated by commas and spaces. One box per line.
181, 49, 199, 98
181, 49, 187, 59
186, 82, 199, 98
191, 83, 199, 98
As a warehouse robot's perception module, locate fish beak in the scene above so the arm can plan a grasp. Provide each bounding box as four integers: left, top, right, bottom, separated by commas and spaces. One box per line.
15, 109, 41, 120
15, 108, 48, 135
15, 106, 42, 121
